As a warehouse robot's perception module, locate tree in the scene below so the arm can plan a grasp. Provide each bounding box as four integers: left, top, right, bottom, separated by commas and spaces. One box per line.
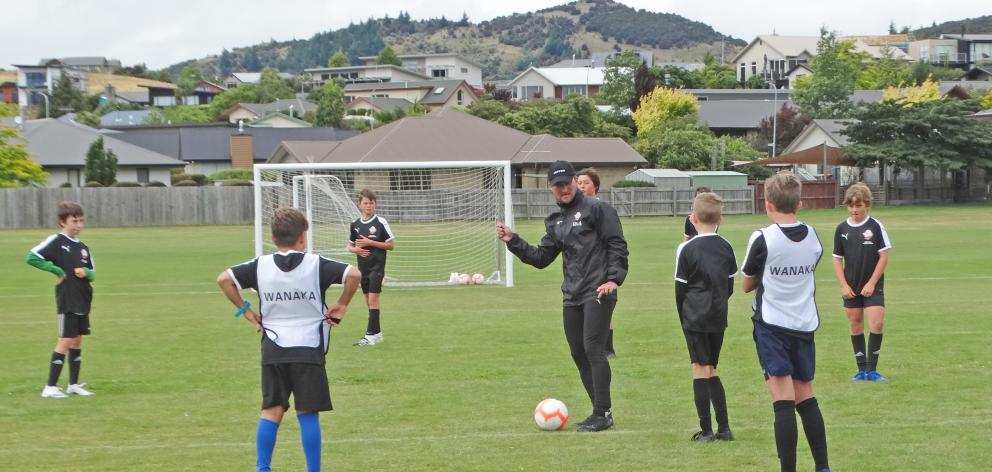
467, 98, 513, 121
630, 61, 656, 112
857, 46, 912, 89
633, 120, 717, 170
650, 65, 700, 89
743, 74, 769, 89
496, 96, 630, 138
219, 49, 234, 78
0, 104, 47, 187
752, 104, 812, 156
148, 106, 213, 125
327, 49, 350, 67
597, 50, 642, 111
881, 78, 941, 106
313, 80, 344, 127
791, 30, 864, 118
631, 87, 698, 137
982, 89, 992, 109
176, 63, 205, 98
377, 45, 402, 66
207, 84, 259, 121
74, 111, 101, 128
50, 72, 84, 118
256, 67, 295, 103
84, 137, 117, 186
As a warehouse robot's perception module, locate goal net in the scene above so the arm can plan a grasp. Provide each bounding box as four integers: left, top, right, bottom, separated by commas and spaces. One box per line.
253, 161, 514, 287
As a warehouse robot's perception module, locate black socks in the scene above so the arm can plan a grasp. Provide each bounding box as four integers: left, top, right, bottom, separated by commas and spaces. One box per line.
366, 309, 381, 335
773, 400, 798, 472
693, 378, 712, 433
48, 351, 65, 386
797, 397, 829, 472
709, 376, 729, 432
851, 334, 866, 372
867, 332, 883, 372
68, 348, 82, 385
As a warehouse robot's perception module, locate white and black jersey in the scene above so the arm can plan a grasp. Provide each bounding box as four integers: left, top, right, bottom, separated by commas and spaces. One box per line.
228, 251, 351, 365
833, 216, 891, 293
674, 233, 738, 332
742, 223, 822, 336
32, 233, 95, 314
349, 215, 394, 273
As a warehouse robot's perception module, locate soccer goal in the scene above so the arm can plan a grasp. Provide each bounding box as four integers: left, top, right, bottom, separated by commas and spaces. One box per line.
253, 161, 514, 287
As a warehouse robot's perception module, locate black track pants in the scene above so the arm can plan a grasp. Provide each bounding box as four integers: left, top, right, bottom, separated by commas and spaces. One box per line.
563, 298, 615, 413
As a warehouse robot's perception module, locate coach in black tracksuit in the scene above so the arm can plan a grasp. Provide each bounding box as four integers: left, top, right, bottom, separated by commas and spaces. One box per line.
497, 160, 628, 432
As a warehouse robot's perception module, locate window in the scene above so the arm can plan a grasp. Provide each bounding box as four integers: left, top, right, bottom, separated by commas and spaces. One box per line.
522, 86, 542, 100
431, 69, 447, 78
226, 81, 238, 89
562, 85, 587, 96
25, 72, 46, 87
67, 169, 81, 187
457, 90, 464, 104
751, 62, 757, 75
389, 170, 431, 191
321, 73, 330, 81
137, 168, 150, 184
349, 72, 358, 79
433, 87, 445, 95
460, 67, 468, 74
739, 63, 746, 81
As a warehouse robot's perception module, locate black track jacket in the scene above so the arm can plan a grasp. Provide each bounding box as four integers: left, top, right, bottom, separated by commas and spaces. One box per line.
506, 193, 628, 306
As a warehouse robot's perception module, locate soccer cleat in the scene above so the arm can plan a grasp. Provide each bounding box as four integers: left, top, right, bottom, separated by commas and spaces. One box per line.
577, 411, 613, 432
67, 383, 95, 396
575, 414, 597, 428
851, 370, 867, 381
41, 385, 68, 398
353, 332, 383, 346
865, 370, 888, 382
691, 430, 716, 442
713, 429, 735, 441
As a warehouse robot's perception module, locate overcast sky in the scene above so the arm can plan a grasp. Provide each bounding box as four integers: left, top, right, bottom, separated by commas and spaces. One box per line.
3, 0, 987, 70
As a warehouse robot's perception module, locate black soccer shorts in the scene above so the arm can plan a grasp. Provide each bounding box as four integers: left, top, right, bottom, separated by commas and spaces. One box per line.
261, 362, 332, 412
57, 313, 91, 338
683, 329, 725, 367
753, 321, 815, 382
843, 290, 885, 309
361, 270, 384, 294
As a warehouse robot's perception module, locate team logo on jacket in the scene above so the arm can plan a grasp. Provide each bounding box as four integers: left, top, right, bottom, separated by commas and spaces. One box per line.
572, 212, 583, 227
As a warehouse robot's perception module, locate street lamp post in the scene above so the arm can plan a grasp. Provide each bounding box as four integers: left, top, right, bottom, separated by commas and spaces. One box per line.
770, 83, 778, 157
38, 91, 51, 119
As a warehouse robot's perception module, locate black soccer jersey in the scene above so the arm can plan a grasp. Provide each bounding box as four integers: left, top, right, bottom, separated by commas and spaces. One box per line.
228, 251, 350, 365
674, 233, 738, 332
684, 215, 697, 239
349, 215, 394, 273
833, 216, 891, 293
32, 233, 94, 314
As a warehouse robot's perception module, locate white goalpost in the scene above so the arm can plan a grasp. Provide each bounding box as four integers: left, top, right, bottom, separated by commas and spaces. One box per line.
253, 161, 514, 287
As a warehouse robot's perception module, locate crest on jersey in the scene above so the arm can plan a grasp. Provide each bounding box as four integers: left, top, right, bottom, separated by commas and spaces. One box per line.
574, 212, 582, 221
369, 226, 377, 234
81, 249, 89, 258
862, 229, 874, 241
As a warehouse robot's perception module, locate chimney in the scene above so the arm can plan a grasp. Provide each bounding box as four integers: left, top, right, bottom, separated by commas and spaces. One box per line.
230, 132, 254, 169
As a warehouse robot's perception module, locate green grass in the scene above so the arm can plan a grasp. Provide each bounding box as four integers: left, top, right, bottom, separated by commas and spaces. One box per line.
1, 203, 990, 471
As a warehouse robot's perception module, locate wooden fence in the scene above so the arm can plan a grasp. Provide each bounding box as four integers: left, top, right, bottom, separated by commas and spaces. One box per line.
511, 187, 754, 219
753, 180, 838, 213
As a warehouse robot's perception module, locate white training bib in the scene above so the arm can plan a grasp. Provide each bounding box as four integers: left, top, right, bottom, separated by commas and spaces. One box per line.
758, 224, 822, 332
256, 253, 328, 348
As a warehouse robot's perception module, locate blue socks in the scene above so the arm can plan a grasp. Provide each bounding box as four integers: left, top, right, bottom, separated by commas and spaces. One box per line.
298, 413, 322, 472
256, 418, 279, 472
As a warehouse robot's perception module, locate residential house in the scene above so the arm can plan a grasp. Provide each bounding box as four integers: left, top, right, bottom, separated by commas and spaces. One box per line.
111, 124, 359, 175
958, 66, 992, 81
360, 53, 484, 88
697, 99, 793, 138
908, 37, 968, 67
940, 34, 992, 67
220, 98, 318, 124
344, 97, 414, 114
248, 112, 312, 128
17, 118, 184, 186
267, 108, 647, 189
343, 80, 478, 110
548, 50, 655, 68
507, 67, 605, 101
222, 71, 295, 89
40, 56, 121, 73
304, 65, 430, 86
785, 63, 814, 87
183, 81, 226, 105
14, 62, 87, 112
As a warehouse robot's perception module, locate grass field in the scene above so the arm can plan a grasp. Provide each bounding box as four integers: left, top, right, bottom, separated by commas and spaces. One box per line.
1, 203, 990, 471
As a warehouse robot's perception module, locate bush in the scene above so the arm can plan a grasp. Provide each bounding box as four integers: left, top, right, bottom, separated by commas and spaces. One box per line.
145, 181, 167, 187
59, 182, 73, 188
85, 181, 104, 187
170, 168, 184, 175
111, 181, 142, 187
612, 180, 655, 188
208, 169, 254, 181
220, 179, 253, 186
171, 173, 208, 185
173, 180, 199, 187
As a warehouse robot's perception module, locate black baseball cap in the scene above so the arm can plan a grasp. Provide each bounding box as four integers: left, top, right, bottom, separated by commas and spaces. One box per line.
547, 160, 576, 185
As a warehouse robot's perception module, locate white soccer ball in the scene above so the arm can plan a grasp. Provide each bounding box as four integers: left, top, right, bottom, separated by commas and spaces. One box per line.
471, 273, 485, 284
457, 273, 470, 284
534, 398, 569, 431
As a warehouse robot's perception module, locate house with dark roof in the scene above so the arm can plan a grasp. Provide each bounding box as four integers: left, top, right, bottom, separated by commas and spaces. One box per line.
344, 97, 414, 114
111, 124, 359, 175
959, 66, 992, 82
343, 80, 478, 110
268, 108, 647, 189
183, 81, 226, 105
17, 118, 185, 186
220, 98, 318, 124
697, 100, 794, 138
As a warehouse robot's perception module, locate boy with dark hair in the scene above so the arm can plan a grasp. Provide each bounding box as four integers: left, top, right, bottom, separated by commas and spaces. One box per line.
348, 189, 395, 346
217, 207, 361, 472
742, 173, 830, 472
832, 183, 891, 382
27, 201, 97, 398
683, 186, 712, 241
674, 192, 737, 442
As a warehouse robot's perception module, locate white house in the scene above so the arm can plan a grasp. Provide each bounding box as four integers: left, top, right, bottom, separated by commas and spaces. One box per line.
304, 65, 430, 86
361, 53, 484, 88
507, 67, 606, 101
222, 71, 295, 89
733, 35, 910, 86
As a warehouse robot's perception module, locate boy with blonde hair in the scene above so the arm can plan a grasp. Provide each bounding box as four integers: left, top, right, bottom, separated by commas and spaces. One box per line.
832, 183, 891, 382
742, 173, 830, 472
674, 192, 737, 442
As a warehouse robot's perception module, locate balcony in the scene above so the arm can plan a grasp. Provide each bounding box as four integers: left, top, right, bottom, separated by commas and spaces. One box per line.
920, 53, 968, 65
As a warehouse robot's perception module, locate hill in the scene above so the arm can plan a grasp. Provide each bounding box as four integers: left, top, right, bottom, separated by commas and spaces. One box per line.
913, 14, 992, 39
168, 0, 744, 82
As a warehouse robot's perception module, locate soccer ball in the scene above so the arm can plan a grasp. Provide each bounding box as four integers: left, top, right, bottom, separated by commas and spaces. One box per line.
471, 273, 485, 284
533, 398, 569, 431
457, 273, 470, 284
